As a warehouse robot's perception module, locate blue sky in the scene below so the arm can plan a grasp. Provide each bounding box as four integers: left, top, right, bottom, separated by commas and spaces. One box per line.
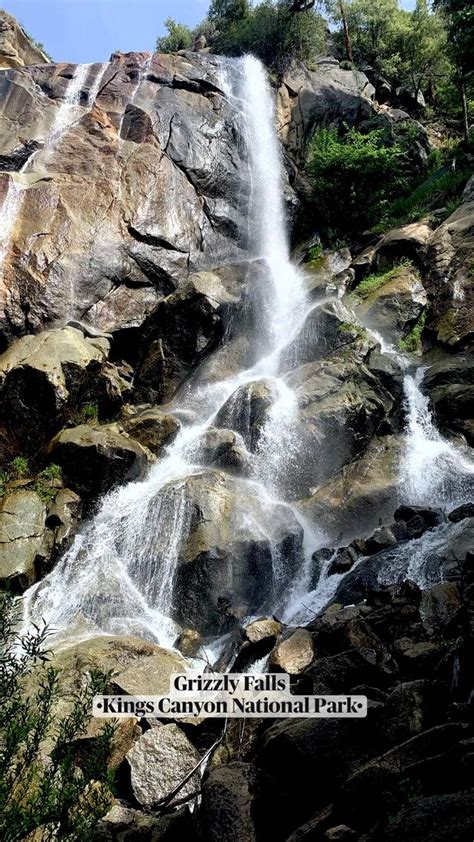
4, 0, 415, 64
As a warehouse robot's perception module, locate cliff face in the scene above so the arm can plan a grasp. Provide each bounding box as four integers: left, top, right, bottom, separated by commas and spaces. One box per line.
0, 10, 50, 69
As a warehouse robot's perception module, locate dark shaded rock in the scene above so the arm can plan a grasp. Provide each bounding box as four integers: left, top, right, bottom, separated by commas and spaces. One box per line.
214, 380, 277, 452
328, 545, 359, 575
46, 422, 152, 499
187, 427, 251, 474
380, 680, 449, 746
199, 762, 265, 842
382, 789, 474, 842
448, 502, 474, 523
420, 582, 463, 636
122, 407, 180, 455
394, 505, 445, 530
423, 355, 474, 445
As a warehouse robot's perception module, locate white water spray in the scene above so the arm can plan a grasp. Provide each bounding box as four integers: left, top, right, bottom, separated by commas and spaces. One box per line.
23, 56, 315, 649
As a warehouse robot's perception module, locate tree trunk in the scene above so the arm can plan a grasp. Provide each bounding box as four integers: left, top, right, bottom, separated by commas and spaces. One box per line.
339, 1, 353, 64
459, 77, 469, 142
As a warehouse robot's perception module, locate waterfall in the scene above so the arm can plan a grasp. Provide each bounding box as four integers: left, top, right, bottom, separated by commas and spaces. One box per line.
0, 63, 90, 279
87, 62, 109, 107
400, 368, 474, 507
22, 56, 315, 649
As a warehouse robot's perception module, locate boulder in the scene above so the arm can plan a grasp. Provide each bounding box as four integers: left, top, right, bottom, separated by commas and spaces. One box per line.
244, 617, 282, 644
94, 803, 195, 841
0, 52, 251, 345
299, 435, 402, 543
424, 195, 474, 348
0, 327, 109, 448
169, 470, 304, 634
420, 582, 463, 636
278, 59, 375, 161
0, 488, 45, 590
281, 300, 370, 372
379, 680, 449, 746
125, 724, 201, 809
351, 221, 432, 281
302, 248, 352, 299
51, 635, 187, 697
121, 407, 180, 455
422, 355, 474, 445
269, 628, 314, 675
0, 10, 50, 69
214, 380, 278, 452
174, 628, 202, 658
46, 422, 152, 498
382, 789, 474, 842
199, 762, 265, 842
351, 263, 427, 346
186, 427, 251, 474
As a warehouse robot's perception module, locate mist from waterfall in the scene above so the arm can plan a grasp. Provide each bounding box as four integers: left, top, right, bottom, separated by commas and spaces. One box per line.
22, 55, 315, 650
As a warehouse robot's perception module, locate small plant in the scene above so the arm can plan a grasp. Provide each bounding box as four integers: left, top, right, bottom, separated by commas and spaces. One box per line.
0, 593, 115, 841
398, 310, 427, 353
34, 464, 63, 504
351, 261, 412, 299
307, 243, 323, 263
9, 456, 30, 479
74, 402, 99, 425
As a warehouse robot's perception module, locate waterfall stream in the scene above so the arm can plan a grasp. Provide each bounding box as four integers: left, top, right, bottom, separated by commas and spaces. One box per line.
21, 55, 473, 655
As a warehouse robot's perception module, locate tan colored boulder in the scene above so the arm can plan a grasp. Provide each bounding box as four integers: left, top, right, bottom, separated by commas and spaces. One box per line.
122, 407, 180, 455
244, 617, 282, 644
174, 628, 202, 658
0, 11, 50, 69
0, 488, 45, 589
269, 628, 314, 675
46, 422, 152, 498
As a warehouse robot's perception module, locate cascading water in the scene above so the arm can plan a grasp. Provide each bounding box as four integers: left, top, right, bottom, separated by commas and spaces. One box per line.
0, 63, 91, 279
22, 55, 315, 650
400, 367, 474, 506
87, 62, 109, 107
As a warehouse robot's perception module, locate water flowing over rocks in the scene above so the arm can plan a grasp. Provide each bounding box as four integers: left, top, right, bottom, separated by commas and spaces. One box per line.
0, 16, 473, 838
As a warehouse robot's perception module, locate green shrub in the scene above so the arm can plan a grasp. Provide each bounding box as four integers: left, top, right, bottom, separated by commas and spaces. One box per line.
74, 402, 99, 425
398, 309, 427, 352
34, 464, 63, 504
307, 126, 409, 237
0, 593, 115, 841
10, 456, 30, 479
156, 17, 194, 52
373, 167, 471, 232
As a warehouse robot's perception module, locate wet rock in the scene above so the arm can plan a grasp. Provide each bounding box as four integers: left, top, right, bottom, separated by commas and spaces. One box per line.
351, 263, 427, 346
299, 435, 403, 543
188, 427, 251, 474
327, 545, 359, 575
170, 470, 303, 635
94, 803, 195, 841
134, 277, 229, 404
269, 629, 314, 675
281, 300, 365, 372
46, 422, 152, 498
199, 762, 265, 842
174, 628, 202, 658
325, 826, 357, 841
122, 407, 180, 455
394, 505, 445, 535
214, 380, 278, 452
244, 617, 282, 644
448, 502, 474, 522
0, 327, 108, 449
303, 248, 352, 299
43, 487, 82, 563
125, 724, 201, 809
423, 355, 474, 445
0, 488, 45, 590
0, 53, 250, 344
286, 354, 396, 499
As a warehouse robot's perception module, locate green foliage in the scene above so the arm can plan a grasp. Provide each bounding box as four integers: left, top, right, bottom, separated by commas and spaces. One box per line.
338, 320, 367, 339
74, 402, 99, 425
156, 17, 194, 52
0, 593, 115, 841
307, 125, 409, 236
351, 260, 412, 298
398, 309, 427, 352
373, 166, 470, 231
10, 456, 30, 479
212, 1, 326, 68
34, 464, 62, 504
